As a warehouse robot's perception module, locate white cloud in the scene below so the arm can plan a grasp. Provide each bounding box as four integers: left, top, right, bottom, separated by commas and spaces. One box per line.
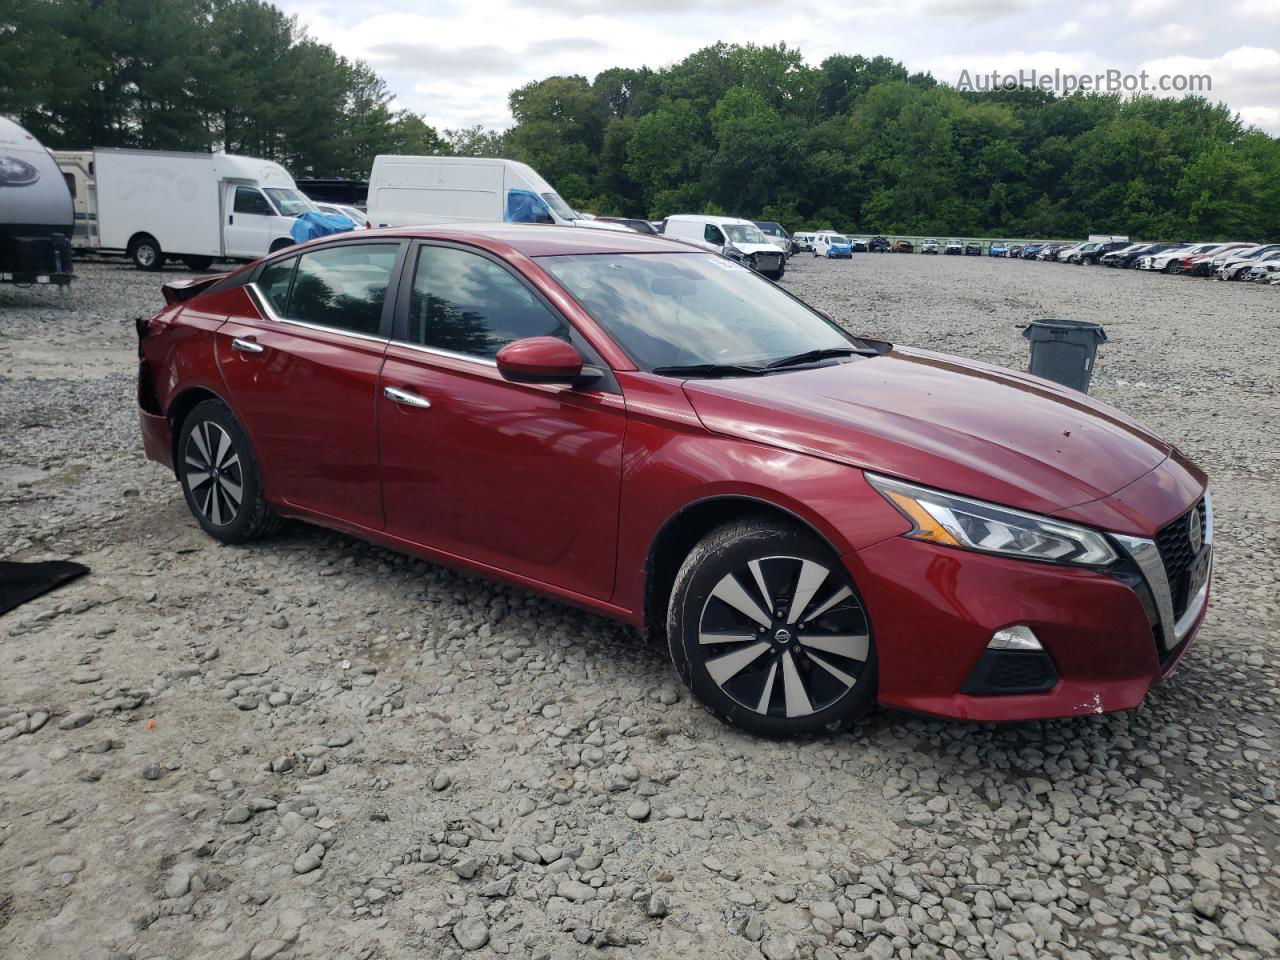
1142, 23, 1201, 47
273, 1, 1280, 136
1127, 0, 1177, 17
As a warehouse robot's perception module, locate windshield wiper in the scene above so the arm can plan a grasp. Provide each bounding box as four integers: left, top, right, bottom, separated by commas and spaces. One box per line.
765, 346, 869, 369
651, 363, 767, 378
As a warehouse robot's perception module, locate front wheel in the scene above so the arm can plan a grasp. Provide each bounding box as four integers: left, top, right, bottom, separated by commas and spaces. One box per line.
177, 399, 281, 543
667, 518, 876, 738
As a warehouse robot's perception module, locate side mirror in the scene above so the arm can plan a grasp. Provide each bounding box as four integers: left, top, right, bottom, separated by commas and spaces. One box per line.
496, 337, 601, 387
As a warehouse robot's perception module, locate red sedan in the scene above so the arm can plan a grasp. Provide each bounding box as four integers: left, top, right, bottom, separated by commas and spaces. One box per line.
136, 225, 1211, 737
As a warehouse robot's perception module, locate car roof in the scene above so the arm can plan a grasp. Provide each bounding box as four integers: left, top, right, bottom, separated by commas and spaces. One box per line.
350, 222, 696, 257
665, 214, 753, 226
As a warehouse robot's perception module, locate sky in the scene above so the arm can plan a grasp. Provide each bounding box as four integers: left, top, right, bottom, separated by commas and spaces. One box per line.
276, 0, 1280, 135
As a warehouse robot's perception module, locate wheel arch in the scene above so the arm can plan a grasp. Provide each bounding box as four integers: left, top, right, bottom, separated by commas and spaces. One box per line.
642, 495, 847, 640
166, 385, 233, 479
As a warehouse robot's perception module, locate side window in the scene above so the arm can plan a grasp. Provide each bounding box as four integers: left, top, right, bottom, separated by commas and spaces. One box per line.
407, 246, 568, 360
704, 224, 724, 245
284, 244, 398, 336
234, 187, 273, 216
257, 256, 296, 315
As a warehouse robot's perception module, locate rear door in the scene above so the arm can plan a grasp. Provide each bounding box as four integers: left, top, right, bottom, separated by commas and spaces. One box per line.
377, 241, 625, 600
224, 185, 276, 258
215, 240, 406, 528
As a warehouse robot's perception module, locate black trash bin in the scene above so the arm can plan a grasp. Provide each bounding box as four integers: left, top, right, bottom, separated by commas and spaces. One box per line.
1022, 318, 1107, 393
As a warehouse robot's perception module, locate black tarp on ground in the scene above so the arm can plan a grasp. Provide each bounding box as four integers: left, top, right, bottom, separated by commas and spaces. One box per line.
0, 560, 89, 615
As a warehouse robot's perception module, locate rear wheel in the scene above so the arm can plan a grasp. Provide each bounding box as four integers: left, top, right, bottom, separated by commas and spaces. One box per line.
177, 399, 281, 543
129, 235, 165, 271
667, 518, 876, 738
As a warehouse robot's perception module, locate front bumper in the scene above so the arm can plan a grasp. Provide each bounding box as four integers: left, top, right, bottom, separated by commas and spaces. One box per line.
845, 490, 1211, 723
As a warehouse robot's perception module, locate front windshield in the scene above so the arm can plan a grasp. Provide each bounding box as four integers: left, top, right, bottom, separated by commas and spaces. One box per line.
756, 223, 787, 238
538, 252, 857, 371
264, 188, 318, 217
723, 224, 769, 245
541, 192, 577, 221
827, 235, 848, 244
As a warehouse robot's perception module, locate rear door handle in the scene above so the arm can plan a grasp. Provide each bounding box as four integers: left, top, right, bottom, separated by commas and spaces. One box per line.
231, 337, 264, 354
384, 386, 431, 409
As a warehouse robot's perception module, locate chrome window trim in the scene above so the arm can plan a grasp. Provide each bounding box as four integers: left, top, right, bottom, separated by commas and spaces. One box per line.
388, 339, 499, 368
246, 282, 390, 346
1113, 490, 1212, 651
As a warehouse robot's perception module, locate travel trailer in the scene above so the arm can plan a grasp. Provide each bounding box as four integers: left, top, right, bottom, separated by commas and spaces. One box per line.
0, 116, 74, 286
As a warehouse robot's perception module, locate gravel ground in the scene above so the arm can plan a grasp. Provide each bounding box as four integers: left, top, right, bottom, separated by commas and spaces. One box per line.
1, 253, 1278, 960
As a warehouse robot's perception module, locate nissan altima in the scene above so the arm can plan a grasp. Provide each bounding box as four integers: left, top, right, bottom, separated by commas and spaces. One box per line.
137, 225, 1211, 737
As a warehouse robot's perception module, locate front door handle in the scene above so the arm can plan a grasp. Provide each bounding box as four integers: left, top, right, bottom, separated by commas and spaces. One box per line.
231, 337, 264, 354
384, 386, 431, 409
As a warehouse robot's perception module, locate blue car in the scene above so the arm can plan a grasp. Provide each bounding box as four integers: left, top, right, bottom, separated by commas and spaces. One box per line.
814, 233, 853, 258
989, 241, 1008, 257
1021, 244, 1046, 259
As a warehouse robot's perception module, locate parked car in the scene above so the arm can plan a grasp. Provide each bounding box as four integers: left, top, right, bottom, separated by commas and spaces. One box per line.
753, 221, 794, 256
989, 241, 1008, 257
1007, 244, 1024, 257
848, 237, 869, 253
944, 239, 964, 255
1244, 258, 1280, 282
1219, 246, 1280, 280
1170, 243, 1252, 276
136, 223, 1213, 736
921, 238, 940, 255
813, 232, 854, 258
1079, 240, 1131, 265
593, 217, 659, 235
868, 235, 890, 253
315, 203, 370, 229
1137, 244, 1199, 271
964, 241, 982, 256
663, 214, 786, 279
791, 232, 815, 253
1038, 245, 1067, 261
1020, 244, 1046, 259
891, 240, 914, 254
1, 116, 74, 287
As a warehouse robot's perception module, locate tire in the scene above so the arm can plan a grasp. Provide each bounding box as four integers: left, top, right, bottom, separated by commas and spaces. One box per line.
666, 517, 876, 738
269, 238, 294, 253
130, 235, 165, 271
183, 256, 214, 272
176, 399, 282, 543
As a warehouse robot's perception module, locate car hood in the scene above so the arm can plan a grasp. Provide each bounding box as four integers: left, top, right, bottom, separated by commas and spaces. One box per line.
682, 346, 1171, 516
732, 242, 783, 256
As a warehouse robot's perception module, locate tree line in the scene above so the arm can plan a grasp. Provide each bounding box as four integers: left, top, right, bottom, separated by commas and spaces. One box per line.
3, 1, 1277, 239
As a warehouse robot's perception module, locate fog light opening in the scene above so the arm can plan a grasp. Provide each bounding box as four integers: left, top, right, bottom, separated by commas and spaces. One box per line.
988, 625, 1042, 651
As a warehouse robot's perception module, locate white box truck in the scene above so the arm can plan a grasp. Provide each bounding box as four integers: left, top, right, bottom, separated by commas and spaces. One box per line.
367, 155, 628, 232
84, 149, 318, 270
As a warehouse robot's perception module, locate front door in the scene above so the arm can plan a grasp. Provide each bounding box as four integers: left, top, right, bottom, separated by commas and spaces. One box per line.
224, 185, 276, 259
215, 240, 405, 528
377, 242, 625, 601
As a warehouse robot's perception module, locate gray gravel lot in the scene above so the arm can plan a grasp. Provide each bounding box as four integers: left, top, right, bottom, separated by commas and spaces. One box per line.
1, 253, 1278, 960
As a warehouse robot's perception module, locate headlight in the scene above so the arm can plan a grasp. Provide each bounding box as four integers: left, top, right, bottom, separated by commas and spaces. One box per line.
866, 474, 1118, 567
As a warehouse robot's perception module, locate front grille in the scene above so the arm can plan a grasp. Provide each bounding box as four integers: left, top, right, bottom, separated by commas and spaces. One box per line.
1155, 498, 1206, 618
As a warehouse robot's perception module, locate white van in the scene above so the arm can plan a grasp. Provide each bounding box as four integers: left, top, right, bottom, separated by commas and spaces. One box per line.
661, 215, 785, 279
367, 155, 627, 232
69, 148, 318, 270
